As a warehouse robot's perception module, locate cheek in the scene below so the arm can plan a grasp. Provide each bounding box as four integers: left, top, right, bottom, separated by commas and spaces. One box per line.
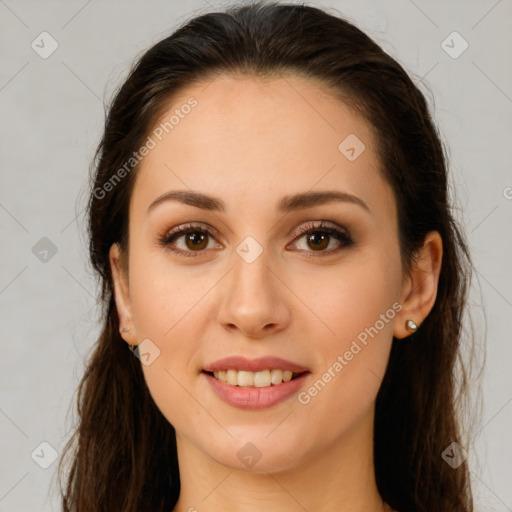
293, 250, 400, 414
297, 246, 401, 347
127, 256, 211, 429
126, 251, 206, 380
128, 249, 210, 340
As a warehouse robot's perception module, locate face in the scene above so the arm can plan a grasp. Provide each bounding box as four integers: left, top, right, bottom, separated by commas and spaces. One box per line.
111, 74, 408, 472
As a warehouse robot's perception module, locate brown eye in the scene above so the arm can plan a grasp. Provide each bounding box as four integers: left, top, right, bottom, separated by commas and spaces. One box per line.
306, 232, 330, 251
160, 223, 221, 257
289, 221, 354, 257
183, 231, 209, 251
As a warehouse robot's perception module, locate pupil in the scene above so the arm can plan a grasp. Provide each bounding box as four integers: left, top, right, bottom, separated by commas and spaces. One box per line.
308, 232, 329, 251
186, 232, 207, 250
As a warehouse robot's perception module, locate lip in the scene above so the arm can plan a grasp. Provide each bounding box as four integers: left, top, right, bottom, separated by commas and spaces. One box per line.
203, 355, 309, 373
202, 371, 310, 410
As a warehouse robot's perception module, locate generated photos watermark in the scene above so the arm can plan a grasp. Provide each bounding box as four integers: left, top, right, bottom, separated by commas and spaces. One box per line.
93, 97, 198, 200
298, 301, 403, 404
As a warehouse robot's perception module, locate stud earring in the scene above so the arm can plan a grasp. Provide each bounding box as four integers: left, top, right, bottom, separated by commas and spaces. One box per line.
120, 327, 130, 333
405, 319, 418, 333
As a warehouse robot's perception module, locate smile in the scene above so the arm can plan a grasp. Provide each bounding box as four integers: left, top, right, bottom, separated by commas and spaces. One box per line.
205, 369, 304, 387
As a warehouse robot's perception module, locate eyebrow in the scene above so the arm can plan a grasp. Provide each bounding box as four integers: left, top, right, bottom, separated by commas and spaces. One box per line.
147, 189, 370, 214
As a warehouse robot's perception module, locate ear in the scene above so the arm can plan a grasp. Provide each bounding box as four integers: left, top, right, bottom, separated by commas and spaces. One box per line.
394, 231, 443, 339
109, 243, 138, 346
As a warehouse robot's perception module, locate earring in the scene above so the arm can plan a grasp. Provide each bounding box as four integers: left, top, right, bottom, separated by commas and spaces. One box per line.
405, 319, 418, 333
121, 327, 130, 333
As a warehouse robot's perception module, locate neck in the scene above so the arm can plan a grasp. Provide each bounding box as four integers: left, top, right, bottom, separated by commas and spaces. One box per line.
172, 406, 390, 512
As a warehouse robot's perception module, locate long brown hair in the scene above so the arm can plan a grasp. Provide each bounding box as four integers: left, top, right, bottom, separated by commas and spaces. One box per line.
58, 2, 477, 511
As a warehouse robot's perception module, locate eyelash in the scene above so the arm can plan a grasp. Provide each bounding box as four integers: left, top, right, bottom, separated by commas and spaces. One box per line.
159, 221, 354, 258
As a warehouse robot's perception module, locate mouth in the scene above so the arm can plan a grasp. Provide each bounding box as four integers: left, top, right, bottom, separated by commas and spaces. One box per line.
202, 369, 308, 387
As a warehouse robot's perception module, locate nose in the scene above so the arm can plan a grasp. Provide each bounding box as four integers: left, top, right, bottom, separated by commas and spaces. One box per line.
216, 249, 291, 339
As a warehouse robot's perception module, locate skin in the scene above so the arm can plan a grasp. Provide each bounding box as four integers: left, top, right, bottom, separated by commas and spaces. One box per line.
109, 74, 442, 512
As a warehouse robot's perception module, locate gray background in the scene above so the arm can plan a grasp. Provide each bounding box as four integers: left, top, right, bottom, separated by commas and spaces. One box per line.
1, 0, 511, 510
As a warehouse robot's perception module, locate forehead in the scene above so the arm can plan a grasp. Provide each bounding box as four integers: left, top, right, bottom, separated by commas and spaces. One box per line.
130, 73, 394, 221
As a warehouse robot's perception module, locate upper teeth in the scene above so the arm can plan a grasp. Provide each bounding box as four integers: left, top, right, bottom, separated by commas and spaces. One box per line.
213, 369, 294, 387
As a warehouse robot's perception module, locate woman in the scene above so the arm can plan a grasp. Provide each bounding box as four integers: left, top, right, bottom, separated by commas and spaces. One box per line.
58, 2, 475, 511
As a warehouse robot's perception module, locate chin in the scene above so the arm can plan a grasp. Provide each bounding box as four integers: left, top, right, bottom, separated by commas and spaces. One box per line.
202, 432, 307, 474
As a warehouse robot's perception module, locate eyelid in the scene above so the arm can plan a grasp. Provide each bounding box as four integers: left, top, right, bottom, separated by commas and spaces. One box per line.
285, 220, 353, 257
163, 222, 222, 241
288, 220, 349, 241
